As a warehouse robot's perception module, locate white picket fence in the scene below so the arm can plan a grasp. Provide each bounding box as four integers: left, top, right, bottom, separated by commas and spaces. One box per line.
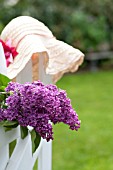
0, 43, 52, 170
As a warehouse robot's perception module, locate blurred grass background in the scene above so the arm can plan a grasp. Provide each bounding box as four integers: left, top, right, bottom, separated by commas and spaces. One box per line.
51, 70, 113, 170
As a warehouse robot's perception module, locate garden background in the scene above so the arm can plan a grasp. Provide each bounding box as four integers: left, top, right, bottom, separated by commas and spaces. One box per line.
0, 0, 113, 169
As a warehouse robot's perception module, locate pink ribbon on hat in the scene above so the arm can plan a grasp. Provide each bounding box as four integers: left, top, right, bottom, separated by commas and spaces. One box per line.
0, 39, 18, 67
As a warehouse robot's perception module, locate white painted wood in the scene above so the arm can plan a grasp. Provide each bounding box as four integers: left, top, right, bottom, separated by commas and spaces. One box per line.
0, 127, 20, 148
0, 43, 9, 170
38, 53, 52, 170
0, 51, 52, 170
32, 139, 43, 167
6, 133, 32, 170
16, 53, 52, 170
0, 145, 9, 170
38, 139, 52, 170
39, 52, 52, 84
0, 42, 7, 76
32, 139, 43, 160
16, 60, 32, 83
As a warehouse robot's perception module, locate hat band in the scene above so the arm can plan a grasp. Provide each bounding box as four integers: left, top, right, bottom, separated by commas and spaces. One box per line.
0, 39, 18, 67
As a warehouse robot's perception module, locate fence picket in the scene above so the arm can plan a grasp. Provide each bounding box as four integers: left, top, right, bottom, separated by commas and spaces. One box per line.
0, 145, 9, 170
38, 54, 52, 170
38, 140, 52, 170
0, 127, 20, 148
0, 45, 52, 170
0, 42, 7, 76
6, 133, 32, 170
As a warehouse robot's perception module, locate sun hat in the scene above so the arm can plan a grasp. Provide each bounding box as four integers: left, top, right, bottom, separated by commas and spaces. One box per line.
1, 16, 84, 83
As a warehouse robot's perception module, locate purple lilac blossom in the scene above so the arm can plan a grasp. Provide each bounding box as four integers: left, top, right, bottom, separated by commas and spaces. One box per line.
0, 81, 80, 141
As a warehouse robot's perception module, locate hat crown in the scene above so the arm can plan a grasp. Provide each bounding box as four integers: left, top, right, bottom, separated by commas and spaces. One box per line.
1, 16, 53, 47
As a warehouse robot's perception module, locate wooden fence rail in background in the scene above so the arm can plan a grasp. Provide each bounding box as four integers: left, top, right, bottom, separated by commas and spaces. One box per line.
86, 51, 113, 71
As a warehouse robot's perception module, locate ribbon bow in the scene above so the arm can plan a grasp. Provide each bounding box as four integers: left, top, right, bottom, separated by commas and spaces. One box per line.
0, 39, 18, 67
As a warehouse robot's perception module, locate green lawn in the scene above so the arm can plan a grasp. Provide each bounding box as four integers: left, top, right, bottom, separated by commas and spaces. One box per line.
52, 70, 113, 170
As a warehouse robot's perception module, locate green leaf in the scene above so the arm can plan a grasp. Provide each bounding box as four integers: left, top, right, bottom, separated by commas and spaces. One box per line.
0, 120, 18, 127
20, 126, 28, 139
4, 127, 13, 132
0, 91, 7, 104
31, 129, 41, 154
31, 129, 36, 153
0, 86, 6, 92
2, 104, 8, 109
35, 131, 41, 151
0, 74, 10, 87
0, 94, 5, 102
0, 120, 18, 132
0, 121, 5, 126
4, 123, 18, 128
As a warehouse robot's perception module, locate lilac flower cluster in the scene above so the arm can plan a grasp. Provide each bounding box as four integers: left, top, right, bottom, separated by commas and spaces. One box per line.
0, 81, 80, 141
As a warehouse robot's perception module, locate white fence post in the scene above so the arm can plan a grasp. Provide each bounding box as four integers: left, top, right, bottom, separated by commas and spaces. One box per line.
38, 140, 52, 170
0, 47, 52, 170
0, 42, 7, 76
0, 145, 9, 170
37, 53, 52, 170
0, 43, 9, 170
16, 53, 52, 170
